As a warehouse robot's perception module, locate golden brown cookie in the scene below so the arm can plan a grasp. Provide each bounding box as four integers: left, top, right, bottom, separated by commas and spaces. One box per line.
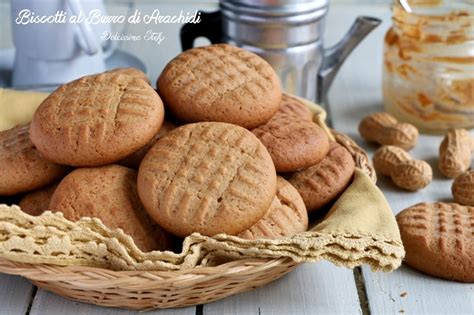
289, 142, 355, 213
50, 165, 168, 252
277, 94, 313, 121
30, 72, 164, 167
0, 124, 68, 196
106, 67, 150, 85
137, 122, 277, 238
238, 177, 308, 239
252, 114, 329, 172
119, 120, 176, 169
397, 202, 474, 282
19, 184, 57, 216
157, 44, 281, 129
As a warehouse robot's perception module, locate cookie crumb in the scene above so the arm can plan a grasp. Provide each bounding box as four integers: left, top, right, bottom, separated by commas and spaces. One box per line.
399, 310, 405, 313
400, 291, 407, 298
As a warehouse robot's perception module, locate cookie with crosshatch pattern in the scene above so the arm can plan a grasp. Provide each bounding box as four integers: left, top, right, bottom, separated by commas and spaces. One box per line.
397, 202, 474, 283
157, 44, 281, 129
252, 113, 329, 173
106, 67, 151, 85
0, 124, 68, 196
137, 122, 277, 238
277, 93, 314, 121
30, 72, 164, 166
238, 177, 308, 240
289, 142, 355, 213
251, 93, 328, 172
50, 165, 169, 252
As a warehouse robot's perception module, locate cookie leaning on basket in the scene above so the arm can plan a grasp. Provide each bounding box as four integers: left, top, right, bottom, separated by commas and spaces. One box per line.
0, 124, 68, 196
290, 142, 356, 214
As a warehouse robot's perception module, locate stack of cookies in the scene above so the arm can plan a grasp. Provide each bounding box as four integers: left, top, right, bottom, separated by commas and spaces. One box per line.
0, 44, 356, 252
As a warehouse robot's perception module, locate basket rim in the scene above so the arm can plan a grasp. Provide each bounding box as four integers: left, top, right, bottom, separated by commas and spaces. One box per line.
0, 256, 296, 282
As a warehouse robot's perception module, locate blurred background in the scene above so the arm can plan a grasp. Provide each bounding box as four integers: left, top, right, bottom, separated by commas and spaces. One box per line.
1, 0, 471, 132
0, 0, 392, 83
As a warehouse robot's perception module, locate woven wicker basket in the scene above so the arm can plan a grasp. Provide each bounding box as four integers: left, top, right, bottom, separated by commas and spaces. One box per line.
0, 128, 377, 310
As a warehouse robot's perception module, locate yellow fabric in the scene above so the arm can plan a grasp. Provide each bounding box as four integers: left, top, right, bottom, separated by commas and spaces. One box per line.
315, 169, 401, 242
0, 88, 48, 131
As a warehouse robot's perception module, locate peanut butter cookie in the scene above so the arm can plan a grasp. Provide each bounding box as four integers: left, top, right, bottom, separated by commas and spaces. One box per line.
137, 122, 277, 237
30, 72, 164, 166
0, 124, 68, 195
107, 67, 150, 85
50, 165, 169, 252
239, 177, 308, 239
277, 94, 313, 121
157, 44, 281, 128
397, 202, 474, 282
289, 142, 355, 213
252, 114, 329, 172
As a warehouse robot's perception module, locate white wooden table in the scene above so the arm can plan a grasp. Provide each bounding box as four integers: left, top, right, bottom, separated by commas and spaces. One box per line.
1, 1, 473, 314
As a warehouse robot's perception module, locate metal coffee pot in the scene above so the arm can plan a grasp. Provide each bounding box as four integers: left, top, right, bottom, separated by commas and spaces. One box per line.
181, 0, 380, 106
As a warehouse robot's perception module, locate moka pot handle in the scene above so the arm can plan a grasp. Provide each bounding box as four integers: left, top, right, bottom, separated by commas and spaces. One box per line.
180, 11, 222, 51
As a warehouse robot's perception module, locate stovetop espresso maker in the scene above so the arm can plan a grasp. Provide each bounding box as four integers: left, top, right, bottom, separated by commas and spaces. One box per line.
181, 0, 380, 105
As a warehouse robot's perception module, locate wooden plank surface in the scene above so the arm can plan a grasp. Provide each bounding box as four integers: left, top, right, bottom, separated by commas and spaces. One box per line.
327, 3, 474, 315
204, 261, 362, 315
362, 265, 474, 315
29, 289, 196, 315
0, 274, 35, 315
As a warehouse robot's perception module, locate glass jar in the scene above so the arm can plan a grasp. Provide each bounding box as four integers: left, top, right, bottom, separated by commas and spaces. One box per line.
383, 1, 474, 134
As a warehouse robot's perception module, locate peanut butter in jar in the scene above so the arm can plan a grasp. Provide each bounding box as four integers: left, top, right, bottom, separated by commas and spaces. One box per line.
383, 0, 474, 134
